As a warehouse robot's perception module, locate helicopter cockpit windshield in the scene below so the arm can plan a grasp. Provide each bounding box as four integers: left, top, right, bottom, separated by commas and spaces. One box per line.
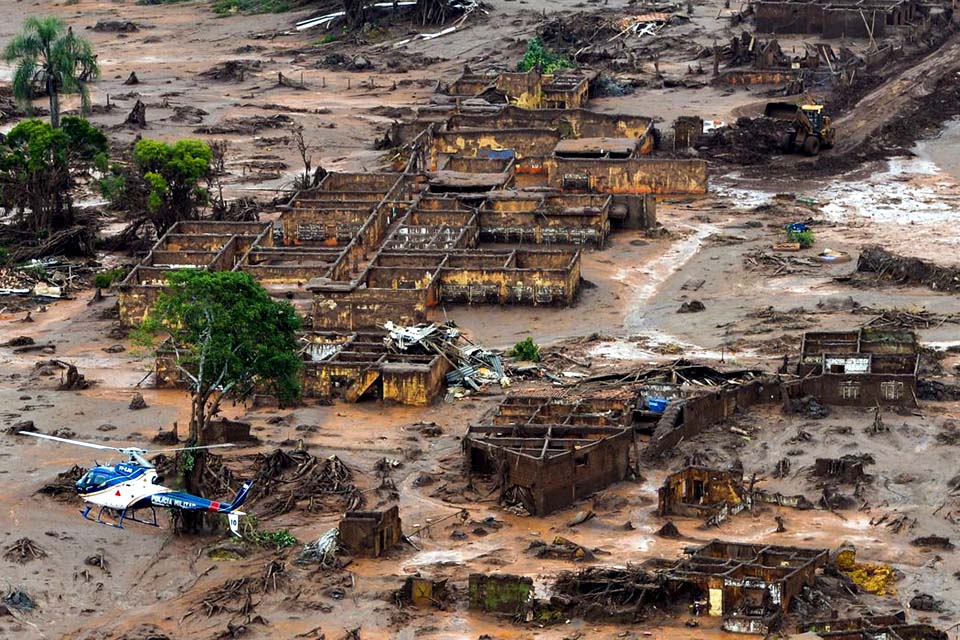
76, 469, 111, 493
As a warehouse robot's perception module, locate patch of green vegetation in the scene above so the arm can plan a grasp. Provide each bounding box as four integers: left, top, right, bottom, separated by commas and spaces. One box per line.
241, 516, 297, 550
517, 37, 573, 74
507, 337, 541, 362
94, 267, 126, 290
208, 548, 244, 561
0, 246, 8, 264
314, 33, 338, 45
787, 227, 815, 248
98, 170, 126, 208
211, 0, 291, 15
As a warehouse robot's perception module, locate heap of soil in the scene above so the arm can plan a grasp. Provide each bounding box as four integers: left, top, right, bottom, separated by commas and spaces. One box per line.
696, 117, 789, 165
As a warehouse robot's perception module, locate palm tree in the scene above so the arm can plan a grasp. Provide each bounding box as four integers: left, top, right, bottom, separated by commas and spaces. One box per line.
3, 17, 99, 128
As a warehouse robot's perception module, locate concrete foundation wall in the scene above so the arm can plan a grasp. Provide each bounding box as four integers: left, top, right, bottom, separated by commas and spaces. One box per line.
550, 158, 708, 195
646, 381, 784, 458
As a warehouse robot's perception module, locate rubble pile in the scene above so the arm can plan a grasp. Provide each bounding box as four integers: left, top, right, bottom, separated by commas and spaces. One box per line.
857, 245, 960, 292
194, 114, 294, 135
246, 449, 363, 518
383, 321, 508, 392
858, 306, 960, 330
2, 538, 47, 564
550, 566, 664, 621
697, 117, 790, 165
744, 250, 821, 275
296, 528, 341, 569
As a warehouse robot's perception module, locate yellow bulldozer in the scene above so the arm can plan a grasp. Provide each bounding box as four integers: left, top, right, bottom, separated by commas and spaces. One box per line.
764, 102, 836, 156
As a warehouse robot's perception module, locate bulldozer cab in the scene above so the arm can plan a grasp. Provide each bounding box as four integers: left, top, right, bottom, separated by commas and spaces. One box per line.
801, 105, 825, 133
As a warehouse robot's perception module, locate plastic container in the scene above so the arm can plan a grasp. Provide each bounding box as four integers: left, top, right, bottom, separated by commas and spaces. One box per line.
647, 397, 669, 413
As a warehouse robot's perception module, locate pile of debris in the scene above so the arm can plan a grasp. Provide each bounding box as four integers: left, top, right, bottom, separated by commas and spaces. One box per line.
38, 464, 87, 500
856, 245, 960, 292
383, 321, 508, 392
199, 59, 262, 82
2, 538, 47, 564
194, 114, 294, 135
550, 566, 664, 622
527, 536, 596, 562
246, 449, 363, 518
296, 527, 341, 569
857, 306, 960, 330
696, 117, 789, 165
0, 256, 98, 300
744, 249, 821, 276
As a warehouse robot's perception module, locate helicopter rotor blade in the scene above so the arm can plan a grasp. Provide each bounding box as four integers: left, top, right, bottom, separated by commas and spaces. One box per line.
18, 431, 122, 452
148, 444, 236, 454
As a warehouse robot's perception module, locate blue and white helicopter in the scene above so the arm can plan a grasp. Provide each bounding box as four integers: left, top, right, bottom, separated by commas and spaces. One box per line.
20, 431, 253, 537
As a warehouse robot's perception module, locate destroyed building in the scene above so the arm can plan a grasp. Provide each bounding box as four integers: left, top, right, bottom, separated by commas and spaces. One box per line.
397, 575, 449, 609
548, 540, 829, 633
118, 220, 273, 325
338, 505, 403, 557
797, 329, 919, 406
663, 541, 828, 634
802, 612, 949, 640
755, 0, 920, 38
463, 390, 637, 515
637, 362, 785, 457
658, 466, 747, 520
119, 92, 712, 335
657, 466, 814, 526
445, 67, 595, 110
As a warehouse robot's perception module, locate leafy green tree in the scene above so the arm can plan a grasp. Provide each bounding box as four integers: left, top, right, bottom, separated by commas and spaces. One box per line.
0, 116, 107, 234
3, 17, 99, 128
518, 37, 572, 75
131, 138, 214, 234
140, 270, 301, 444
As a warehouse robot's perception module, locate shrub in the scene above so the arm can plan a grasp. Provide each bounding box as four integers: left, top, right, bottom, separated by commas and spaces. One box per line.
94, 267, 126, 289
518, 37, 572, 75
508, 337, 541, 362
787, 228, 815, 248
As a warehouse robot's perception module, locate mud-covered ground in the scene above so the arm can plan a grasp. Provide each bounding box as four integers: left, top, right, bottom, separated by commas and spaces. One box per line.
2, 0, 960, 639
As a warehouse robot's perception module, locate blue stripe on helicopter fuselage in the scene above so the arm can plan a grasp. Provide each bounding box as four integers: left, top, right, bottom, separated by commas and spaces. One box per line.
149, 491, 225, 512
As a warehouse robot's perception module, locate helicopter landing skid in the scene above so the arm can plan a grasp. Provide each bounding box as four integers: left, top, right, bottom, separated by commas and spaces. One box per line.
81, 505, 160, 530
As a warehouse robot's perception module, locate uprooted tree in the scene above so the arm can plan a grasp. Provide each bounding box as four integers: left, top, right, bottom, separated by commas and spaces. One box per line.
140, 270, 302, 446
0, 116, 107, 243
